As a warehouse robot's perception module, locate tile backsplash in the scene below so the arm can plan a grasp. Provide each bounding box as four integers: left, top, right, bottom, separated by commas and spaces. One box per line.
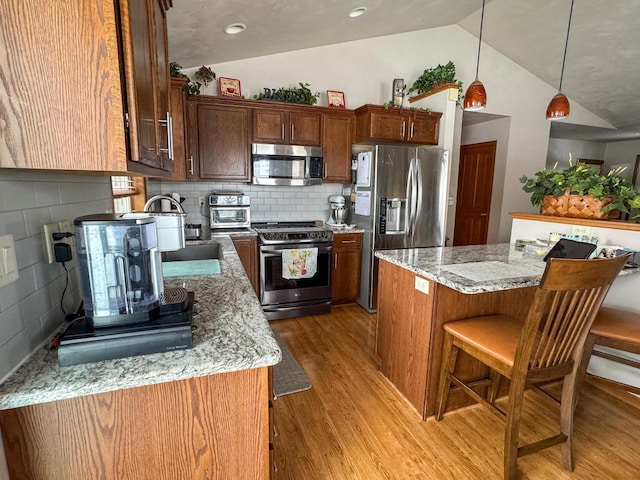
0, 171, 113, 382
148, 181, 346, 226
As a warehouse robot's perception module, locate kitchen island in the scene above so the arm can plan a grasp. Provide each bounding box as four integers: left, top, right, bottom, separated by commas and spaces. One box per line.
0, 236, 280, 479
374, 243, 640, 420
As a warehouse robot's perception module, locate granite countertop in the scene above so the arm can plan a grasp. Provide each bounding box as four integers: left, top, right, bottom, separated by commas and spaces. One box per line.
375, 243, 640, 295
0, 236, 280, 410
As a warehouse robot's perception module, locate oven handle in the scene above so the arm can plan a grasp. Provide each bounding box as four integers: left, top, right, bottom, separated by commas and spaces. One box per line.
260, 244, 333, 255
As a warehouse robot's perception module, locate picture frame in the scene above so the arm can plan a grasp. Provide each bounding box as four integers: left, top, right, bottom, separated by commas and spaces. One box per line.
327, 90, 345, 109
219, 77, 241, 97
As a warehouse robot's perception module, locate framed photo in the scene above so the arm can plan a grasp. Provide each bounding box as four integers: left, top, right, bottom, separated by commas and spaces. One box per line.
327, 90, 345, 109
219, 77, 241, 97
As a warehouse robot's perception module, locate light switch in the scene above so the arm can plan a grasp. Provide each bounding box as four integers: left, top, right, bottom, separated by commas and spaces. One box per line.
0, 234, 19, 288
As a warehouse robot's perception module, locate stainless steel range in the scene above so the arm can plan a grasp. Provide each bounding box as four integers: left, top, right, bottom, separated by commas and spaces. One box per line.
253, 221, 333, 320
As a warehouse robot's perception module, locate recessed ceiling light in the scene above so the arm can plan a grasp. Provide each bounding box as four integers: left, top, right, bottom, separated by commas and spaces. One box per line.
348, 7, 367, 18
224, 23, 246, 35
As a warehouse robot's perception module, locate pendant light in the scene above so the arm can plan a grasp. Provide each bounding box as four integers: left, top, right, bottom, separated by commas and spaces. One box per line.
464, 0, 487, 111
546, 0, 574, 120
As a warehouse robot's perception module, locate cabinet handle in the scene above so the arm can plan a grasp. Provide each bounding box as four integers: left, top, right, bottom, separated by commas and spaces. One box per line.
159, 112, 173, 159
281, 123, 285, 140
188, 155, 194, 175
334, 253, 338, 268
401, 121, 406, 138
291, 124, 294, 141
410, 122, 415, 139
340, 240, 356, 244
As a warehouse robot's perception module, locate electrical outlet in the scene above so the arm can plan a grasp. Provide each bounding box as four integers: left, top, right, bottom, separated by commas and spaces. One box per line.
414, 276, 430, 294
199, 196, 205, 206
43, 220, 73, 264
571, 226, 591, 237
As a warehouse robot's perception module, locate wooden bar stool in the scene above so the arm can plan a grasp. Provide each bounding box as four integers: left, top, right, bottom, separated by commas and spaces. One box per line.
434, 255, 629, 480
579, 306, 640, 396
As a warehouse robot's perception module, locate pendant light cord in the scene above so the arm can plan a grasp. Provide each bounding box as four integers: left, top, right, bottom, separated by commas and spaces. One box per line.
474, 0, 486, 80
558, 0, 575, 92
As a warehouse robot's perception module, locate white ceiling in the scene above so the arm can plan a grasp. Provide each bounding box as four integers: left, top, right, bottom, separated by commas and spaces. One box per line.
167, 0, 640, 142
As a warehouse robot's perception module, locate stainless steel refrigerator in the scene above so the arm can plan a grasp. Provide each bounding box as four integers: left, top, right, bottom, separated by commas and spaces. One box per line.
352, 144, 449, 312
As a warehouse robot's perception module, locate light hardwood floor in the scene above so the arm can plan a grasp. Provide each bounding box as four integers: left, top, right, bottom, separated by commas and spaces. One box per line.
270, 304, 640, 480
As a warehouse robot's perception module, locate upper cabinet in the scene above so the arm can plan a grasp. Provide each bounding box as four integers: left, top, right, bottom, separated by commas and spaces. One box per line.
0, 0, 172, 175
187, 96, 251, 182
253, 107, 322, 146
322, 110, 355, 184
354, 105, 442, 145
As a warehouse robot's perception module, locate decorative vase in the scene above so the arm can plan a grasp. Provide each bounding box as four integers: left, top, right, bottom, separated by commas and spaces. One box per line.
541, 188, 621, 220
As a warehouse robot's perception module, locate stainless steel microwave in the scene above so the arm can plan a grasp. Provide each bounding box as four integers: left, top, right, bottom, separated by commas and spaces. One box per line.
252, 143, 323, 186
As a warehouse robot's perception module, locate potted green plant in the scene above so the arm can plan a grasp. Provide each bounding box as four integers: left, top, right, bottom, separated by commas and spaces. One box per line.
519, 158, 640, 220
407, 61, 463, 104
253, 83, 320, 105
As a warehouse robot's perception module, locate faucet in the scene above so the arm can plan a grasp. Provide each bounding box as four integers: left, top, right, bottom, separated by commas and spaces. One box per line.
143, 195, 186, 214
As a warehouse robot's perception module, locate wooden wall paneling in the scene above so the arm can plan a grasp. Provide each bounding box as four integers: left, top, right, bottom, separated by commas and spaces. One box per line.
0, 368, 270, 480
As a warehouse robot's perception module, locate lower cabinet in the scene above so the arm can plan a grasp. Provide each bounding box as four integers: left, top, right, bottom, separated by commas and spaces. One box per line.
0, 368, 271, 480
233, 236, 259, 295
332, 233, 362, 304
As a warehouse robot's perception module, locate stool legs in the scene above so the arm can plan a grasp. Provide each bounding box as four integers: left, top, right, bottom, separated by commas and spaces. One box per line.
435, 333, 459, 420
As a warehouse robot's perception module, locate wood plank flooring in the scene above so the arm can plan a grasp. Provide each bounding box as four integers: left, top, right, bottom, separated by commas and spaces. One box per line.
270, 304, 640, 480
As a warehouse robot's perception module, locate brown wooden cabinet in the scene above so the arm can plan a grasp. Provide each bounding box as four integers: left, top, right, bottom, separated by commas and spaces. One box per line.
322, 110, 355, 184
354, 104, 441, 145
232, 236, 259, 295
162, 77, 189, 181
253, 107, 322, 146
332, 233, 362, 304
187, 97, 251, 182
0, 368, 271, 480
0, 0, 172, 174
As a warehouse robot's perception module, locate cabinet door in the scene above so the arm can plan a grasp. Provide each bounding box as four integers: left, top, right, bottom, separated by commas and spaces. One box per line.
232, 237, 259, 294
122, 0, 172, 172
332, 233, 362, 304
406, 114, 439, 145
368, 112, 407, 142
322, 112, 354, 183
163, 77, 188, 181
253, 109, 287, 144
196, 104, 251, 181
290, 111, 322, 146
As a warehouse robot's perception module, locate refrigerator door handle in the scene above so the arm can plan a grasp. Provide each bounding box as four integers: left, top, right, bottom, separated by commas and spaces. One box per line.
414, 156, 423, 238
405, 156, 415, 237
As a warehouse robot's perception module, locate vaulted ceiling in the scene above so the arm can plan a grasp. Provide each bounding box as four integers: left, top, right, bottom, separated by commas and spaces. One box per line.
167, 0, 640, 141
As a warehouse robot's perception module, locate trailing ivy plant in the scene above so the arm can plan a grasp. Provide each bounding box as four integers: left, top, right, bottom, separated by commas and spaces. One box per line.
170, 61, 203, 95
407, 61, 463, 105
254, 83, 320, 105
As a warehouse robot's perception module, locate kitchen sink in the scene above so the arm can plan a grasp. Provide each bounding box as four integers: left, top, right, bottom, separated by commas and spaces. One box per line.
161, 243, 222, 262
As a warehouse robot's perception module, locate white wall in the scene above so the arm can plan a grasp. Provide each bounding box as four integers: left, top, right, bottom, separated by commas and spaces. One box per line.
461, 116, 512, 243
0, 171, 113, 382
604, 139, 640, 181
546, 138, 607, 169
183, 25, 612, 243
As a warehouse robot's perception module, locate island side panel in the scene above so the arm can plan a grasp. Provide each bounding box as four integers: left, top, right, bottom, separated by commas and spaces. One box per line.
0, 368, 270, 480
425, 284, 536, 417
376, 259, 435, 416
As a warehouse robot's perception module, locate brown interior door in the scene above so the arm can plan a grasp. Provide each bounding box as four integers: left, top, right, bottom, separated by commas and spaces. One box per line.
453, 141, 497, 246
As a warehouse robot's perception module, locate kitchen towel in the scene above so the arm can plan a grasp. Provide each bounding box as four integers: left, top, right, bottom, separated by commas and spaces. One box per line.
282, 248, 317, 279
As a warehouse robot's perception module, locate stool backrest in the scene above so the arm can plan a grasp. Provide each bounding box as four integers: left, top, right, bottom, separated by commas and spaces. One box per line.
517, 255, 629, 375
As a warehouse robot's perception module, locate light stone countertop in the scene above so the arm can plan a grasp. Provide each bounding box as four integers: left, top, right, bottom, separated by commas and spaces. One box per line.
0, 236, 281, 410
376, 243, 640, 294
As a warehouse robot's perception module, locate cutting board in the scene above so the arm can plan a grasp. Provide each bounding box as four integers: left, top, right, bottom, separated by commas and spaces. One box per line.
162, 259, 221, 277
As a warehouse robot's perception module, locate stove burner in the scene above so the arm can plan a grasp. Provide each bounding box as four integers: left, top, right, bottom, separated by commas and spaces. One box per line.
253, 221, 333, 244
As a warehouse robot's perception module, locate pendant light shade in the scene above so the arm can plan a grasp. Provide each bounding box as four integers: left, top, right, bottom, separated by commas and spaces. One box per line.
546, 0, 574, 120
464, 0, 487, 111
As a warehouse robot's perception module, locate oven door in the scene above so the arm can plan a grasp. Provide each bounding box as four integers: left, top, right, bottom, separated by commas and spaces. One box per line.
210, 206, 250, 229
259, 242, 332, 307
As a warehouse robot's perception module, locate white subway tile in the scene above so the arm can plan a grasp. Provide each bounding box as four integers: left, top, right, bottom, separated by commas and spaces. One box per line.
23, 207, 53, 237
20, 288, 51, 328
7, 320, 43, 370
15, 235, 45, 270
34, 182, 61, 207
0, 343, 10, 382
0, 303, 23, 348
0, 210, 27, 240
0, 180, 37, 211
0, 266, 36, 311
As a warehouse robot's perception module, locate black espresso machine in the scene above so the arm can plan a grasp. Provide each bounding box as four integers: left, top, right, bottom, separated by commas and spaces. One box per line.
57, 214, 194, 366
